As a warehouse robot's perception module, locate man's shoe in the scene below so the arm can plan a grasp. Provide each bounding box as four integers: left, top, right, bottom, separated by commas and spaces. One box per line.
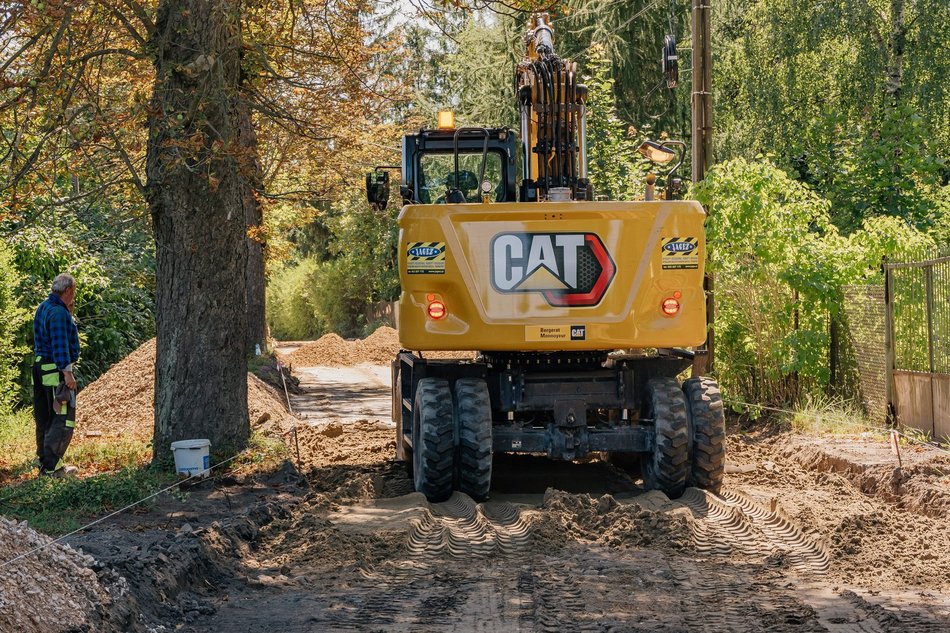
42, 465, 79, 478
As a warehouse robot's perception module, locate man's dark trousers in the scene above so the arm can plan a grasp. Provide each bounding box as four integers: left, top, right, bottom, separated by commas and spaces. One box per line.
32, 357, 75, 472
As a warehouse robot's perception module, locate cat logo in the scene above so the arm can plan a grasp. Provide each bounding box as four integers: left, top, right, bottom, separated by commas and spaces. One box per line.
490, 232, 616, 307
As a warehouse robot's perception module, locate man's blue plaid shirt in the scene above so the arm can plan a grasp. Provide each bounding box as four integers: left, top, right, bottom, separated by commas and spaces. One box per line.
34, 293, 80, 370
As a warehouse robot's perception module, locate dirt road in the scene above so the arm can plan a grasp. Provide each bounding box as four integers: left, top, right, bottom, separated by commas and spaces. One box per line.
57, 348, 950, 632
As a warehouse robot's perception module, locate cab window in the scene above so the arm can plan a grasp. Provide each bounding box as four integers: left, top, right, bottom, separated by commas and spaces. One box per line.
418, 152, 504, 204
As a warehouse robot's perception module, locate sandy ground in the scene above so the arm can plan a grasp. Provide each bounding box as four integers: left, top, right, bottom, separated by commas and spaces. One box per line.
6, 330, 947, 631
92, 358, 945, 632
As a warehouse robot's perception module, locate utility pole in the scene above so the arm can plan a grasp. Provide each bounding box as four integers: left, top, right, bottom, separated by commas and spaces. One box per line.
691, 0, 714, 373
691, 0, 713, 181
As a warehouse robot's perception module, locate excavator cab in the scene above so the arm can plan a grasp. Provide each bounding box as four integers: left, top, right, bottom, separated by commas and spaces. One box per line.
400, 126, 518, 205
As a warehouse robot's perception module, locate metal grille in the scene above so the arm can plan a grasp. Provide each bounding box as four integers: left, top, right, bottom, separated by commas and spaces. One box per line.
576, 246, 602, 292
840, 286, 887, 421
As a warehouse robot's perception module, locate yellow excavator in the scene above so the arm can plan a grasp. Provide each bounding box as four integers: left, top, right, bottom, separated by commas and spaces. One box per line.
367, 13, 724, 502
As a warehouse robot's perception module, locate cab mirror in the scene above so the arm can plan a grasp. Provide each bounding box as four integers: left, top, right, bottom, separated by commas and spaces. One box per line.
366, 171, 390, 209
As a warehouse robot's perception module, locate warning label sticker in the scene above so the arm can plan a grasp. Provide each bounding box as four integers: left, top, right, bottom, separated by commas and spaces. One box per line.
661, 237, 700, 270
406, 242, 446, 275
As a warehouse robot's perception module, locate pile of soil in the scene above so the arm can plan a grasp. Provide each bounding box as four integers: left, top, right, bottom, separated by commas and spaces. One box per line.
723, 431, 950, 590
282, 326, 473, 367
76, 339, 157, 441
533, 488, 693, 552
294, 420, 396, 469
284, 333, 356, 367
0, 518, 133, 632
76, 339, 295, 443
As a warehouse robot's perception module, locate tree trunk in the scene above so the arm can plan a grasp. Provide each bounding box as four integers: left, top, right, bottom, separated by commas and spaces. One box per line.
886, 0, 905, 103
238, 101, 267, 355
147, 0, 250, 460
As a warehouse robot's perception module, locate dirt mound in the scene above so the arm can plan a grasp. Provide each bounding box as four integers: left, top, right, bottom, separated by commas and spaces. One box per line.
285, 333, 355, 367
356, 326, 401, 364
282, 326, 473, 367
76, 339, 156, 441
0, 517, 134, 632
248, 374, 295, 434
533, 488, 693, 552
294, 420, 396, 469
76, 339, 294, 443
782, 440, 950, 519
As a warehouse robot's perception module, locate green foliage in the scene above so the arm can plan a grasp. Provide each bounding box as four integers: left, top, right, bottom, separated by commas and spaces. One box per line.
555, 0, 692, 139
0, 466, 169, 535
583, 45, 651, 200
694, 157, 937, 405
267, 189, 399, 339
715, 0, 950, 232
0, 243, 30, 413
7, 208, 155, 402
266, 258, 323, 340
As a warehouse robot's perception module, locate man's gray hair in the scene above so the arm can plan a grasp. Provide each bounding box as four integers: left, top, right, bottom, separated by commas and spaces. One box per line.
51, 273, 76, 295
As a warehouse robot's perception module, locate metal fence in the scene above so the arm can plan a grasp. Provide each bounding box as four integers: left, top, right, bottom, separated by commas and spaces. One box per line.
885, 252, 950, 439
838, 286, 888, 421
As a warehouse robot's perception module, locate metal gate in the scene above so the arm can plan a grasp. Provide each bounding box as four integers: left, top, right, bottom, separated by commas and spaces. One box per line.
885, 253, 950, 439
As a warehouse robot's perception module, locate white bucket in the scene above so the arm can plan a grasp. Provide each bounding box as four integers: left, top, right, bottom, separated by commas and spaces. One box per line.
170, 439, 211, 478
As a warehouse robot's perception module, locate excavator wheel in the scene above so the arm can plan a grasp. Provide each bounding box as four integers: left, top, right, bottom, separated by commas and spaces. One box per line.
641, 377, 689, 498
454, 378, 493, 501
683, 377, 726, 493
412, 378, 455, 502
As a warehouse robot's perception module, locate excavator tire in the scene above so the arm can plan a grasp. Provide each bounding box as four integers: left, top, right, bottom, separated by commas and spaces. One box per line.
412, 378, 455, 502
641, 377, 689, 498
455, 378, 493, 501
683, 377, 726, 493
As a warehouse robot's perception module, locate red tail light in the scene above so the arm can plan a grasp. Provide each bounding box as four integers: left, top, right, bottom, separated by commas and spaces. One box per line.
427, 300, 446, 319
661, 297, 680, 315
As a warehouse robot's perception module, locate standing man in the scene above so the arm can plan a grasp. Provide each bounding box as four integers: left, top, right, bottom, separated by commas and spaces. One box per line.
32, 273, 80, 477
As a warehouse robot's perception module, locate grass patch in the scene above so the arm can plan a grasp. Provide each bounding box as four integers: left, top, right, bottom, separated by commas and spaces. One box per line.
0, 407, 292, 535
789, 395, 885, 438
0, 408, 163, 535
0, 465, 173, 535
230, 430, 292, 475
0, 409, 38, 480
0, 409, 153, 483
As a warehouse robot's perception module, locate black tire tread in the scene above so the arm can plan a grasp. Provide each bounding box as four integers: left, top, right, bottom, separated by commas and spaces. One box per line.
683, 376, 726, 493
413, 378, 455, 502
643, 377, 690, 498
455, 378, 493, 501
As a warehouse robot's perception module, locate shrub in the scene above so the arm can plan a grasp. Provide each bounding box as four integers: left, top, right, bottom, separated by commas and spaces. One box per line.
266, 258, 323, 340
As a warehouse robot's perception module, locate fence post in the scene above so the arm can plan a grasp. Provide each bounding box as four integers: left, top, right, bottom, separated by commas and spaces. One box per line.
829, 315, 838, 396
926, 264, 936, 436
883, 258, 896, 425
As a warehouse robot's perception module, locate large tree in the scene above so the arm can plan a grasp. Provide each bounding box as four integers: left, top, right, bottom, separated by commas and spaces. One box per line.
0, 0, 404, 459
147, 0, 252, 453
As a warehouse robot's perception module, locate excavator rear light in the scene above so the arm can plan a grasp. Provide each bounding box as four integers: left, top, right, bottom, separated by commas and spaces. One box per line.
427, 299, 447, 320
437, 111, 455, 129
661, 297, 680, 316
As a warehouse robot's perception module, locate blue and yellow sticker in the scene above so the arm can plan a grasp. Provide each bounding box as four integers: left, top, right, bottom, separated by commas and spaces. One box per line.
407, 241, 446, 275
661, 237, 699, 270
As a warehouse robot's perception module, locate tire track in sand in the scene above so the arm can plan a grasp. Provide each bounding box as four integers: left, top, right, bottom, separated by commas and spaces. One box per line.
719, 490, 830, 574
679, 487, 830, 575
679, 488, 772, 557
407, 492, 533, 559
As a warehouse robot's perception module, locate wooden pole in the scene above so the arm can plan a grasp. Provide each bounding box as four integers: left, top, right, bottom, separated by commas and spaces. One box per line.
692, 0, 715, 373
